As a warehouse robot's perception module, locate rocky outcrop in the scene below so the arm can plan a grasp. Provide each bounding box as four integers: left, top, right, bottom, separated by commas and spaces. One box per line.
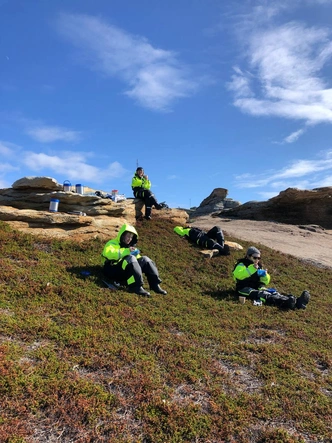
190, 188, 241, 216
219, 187, 332, 229
0, 176, 189, 241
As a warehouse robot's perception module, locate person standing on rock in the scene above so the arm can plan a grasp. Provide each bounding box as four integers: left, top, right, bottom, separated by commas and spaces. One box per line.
232, 246, 310, 309
101, 223, 167, 297
174, 225, 230, 256
131, 166, 168, 220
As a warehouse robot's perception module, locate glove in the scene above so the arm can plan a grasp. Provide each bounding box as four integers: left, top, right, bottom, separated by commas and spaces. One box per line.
257, 269, 267, 277
130, 248, 140, 256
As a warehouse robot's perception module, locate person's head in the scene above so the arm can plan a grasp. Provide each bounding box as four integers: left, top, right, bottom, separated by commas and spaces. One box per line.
246, 246, 261, 263
117, 224, 138, 247
136, 167, 144, 177
122, 231, 134, 245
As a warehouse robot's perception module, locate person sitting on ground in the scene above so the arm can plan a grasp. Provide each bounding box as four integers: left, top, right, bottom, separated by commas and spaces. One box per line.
101, 223, 167, 297
174, 225, 230, 256
131, 166, 168, 220
232, 246, 310, 309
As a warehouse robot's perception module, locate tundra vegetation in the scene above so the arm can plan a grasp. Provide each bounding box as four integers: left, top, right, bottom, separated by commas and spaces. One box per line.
0, 219, 331, 443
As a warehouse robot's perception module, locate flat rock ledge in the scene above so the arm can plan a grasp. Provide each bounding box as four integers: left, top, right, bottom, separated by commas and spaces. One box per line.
0, 176, 189, 241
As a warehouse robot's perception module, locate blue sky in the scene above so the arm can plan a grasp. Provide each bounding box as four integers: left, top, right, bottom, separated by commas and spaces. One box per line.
1, 0, 332, 209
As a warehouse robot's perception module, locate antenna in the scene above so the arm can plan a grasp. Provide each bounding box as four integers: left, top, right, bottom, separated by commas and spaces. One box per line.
136, 159, 139, 168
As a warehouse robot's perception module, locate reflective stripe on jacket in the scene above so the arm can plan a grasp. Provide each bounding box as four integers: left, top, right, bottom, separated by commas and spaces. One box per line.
233, 257, 270, 292
101, 224, 139, 264
131, 173, 151, 191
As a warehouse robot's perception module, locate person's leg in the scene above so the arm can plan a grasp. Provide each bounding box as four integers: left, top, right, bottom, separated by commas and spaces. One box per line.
257, 289, 296, 309
199, 234, 230, 255
238, 287, 258, 299
105, 256, 150, 296
295, 290, 310, 309
206, 226, 225, 246
145, 191, 160, 215
134, 198, 145, 221
138, 256, 167, 295
133, 189, 148, 219
103, 260, 125, 283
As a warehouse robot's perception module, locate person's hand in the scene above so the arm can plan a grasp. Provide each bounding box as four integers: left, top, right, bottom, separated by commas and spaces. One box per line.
257, 269, 267, 277
143, 174, 148, 180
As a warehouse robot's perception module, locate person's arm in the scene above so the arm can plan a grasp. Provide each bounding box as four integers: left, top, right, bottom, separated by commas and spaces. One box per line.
259, 271, 270, 286
174, 226, 191, 237
142, 177, 151, 190
102, 241, 131, 261
233, 262, 257, 281
131, 175, 143, 189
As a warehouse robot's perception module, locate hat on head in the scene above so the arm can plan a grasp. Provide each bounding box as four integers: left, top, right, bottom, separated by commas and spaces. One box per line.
247, 246, 260, 256
136, 166, 143, 171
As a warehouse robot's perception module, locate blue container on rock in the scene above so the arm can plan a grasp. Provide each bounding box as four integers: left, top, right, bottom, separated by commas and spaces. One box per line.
76, 184, 84, 195
49, 198, 59, 212
63, 180, 71, 192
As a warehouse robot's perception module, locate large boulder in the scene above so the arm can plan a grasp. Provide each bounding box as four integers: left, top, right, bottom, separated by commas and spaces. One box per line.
219, 187, 332, 229
12, 176, 62, 190
191, 188, 228, 216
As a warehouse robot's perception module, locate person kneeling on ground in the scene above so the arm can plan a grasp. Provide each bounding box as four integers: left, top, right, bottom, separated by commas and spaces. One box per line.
232, 246, 310, 309
174, 225, 230, 256
101, 223, 167, 297
131, 166, 168, 220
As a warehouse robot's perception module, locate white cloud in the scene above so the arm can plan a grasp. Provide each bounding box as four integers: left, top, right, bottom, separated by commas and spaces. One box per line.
22, 151, 127, 184
283, 128, 306, 143
228, 16, 332, 125
56, 13, 197, 111
26, 126, 82, 143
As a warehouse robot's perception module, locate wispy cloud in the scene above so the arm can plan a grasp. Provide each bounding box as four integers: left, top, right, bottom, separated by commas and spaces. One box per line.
0, 140, 20, 157
56, 13, 198, 111
26, 125, 82, 143
283, 128, 306, 143
235, 149, 332, 193
228, 3, 332, 127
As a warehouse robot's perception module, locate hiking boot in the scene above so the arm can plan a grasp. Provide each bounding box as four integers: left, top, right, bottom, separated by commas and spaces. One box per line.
144, 215, 152, 220
286, 295, 297, 309
218, 244, 230, 256
157, 202, 168, 210
128, 286, 151, 297
296, 290, 310, 309
150, 284, 167, 295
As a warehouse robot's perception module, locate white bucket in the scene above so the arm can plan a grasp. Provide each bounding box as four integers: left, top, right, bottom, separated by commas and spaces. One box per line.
76, 184, 84, 194
49, 198, 59, 212
63, 180, 71, 192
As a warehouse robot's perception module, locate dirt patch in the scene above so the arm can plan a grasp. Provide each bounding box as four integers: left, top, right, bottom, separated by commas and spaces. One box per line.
190, 215, 332, 269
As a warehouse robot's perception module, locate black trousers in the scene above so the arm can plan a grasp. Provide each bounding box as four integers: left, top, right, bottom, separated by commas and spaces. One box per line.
189, 226, 230, 255
133, 188, 160, 217
238, 287, 296, 309
103, 255, 161, 288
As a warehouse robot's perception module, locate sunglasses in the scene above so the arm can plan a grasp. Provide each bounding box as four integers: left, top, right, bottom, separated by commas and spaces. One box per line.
252, 256, 261, 260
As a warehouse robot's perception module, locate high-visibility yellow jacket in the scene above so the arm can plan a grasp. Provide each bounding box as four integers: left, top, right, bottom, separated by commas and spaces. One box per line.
233, 257, 270, 292
131, 173, 151, 191
101, 224, 140, 264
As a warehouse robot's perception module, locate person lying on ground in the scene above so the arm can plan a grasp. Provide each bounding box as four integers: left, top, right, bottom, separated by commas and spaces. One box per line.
131, 166, 168, 220
101, 223, 167, 297
174, 225, 230, 256
232, 246, 310, 309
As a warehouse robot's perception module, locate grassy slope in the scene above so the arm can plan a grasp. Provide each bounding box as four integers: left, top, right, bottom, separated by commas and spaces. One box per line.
0, 218, 331, 443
